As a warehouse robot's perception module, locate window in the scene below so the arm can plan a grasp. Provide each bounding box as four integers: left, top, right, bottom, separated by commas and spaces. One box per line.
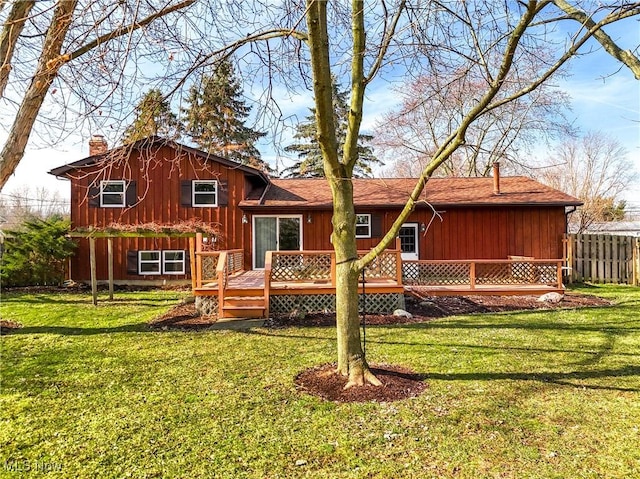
163, 250, 186, 275
100, 180, 126, 207
138, 251, 161, 275
355, 214, 371, 238
192, 180, 218, 207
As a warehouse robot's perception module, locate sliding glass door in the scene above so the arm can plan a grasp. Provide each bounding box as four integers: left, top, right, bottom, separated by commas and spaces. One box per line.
253, 215, 302, 269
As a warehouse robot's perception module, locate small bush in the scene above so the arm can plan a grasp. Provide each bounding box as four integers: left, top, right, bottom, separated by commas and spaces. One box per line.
0, 215, 75, 287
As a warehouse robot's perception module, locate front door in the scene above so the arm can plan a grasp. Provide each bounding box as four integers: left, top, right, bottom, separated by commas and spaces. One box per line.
253, 215, 302, 269
399, 223, 419, 261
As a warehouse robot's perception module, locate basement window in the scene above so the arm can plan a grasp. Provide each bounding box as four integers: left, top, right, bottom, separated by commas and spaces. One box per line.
192, 180, 218, 207
163, 250, 186, 275
100, 180, 126, 207
138, 251, 161, 275
355, 214, 371, 238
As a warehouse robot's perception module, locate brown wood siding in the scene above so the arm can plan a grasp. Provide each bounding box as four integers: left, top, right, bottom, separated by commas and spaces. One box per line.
69, 145, 251, 281
279, 206, 566, 260
415, 206, 567, 260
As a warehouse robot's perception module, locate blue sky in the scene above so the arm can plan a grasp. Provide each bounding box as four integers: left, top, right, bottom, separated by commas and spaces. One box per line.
2, 13, 639, 214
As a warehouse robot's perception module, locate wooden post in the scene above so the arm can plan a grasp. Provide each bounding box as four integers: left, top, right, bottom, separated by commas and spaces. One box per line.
557, 260, 563, 290
195, 232, 203, 288
107, 237, 114, 301
216, 251, 227, 319
264, 251, 272, 318
470, 261, 476, 290
632, 238, 640, 286
89, 237, 98, 306
189, 237, 196, 291
395, 250, 403, 285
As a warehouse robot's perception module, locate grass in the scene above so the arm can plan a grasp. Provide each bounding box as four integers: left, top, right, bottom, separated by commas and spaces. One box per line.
1, 285, 639, 478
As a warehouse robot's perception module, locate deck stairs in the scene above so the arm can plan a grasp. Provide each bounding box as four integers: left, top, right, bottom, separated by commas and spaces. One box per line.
220, 286, 267, 319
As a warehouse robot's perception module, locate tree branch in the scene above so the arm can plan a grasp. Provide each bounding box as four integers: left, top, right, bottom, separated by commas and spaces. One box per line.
0, 0, 36, 97
553, 0, 640, 79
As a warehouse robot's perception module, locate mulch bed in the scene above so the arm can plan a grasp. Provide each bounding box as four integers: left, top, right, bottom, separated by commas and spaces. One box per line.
147, 291, 611, 331
269, 291, 612, 328
295, 363, 427, 403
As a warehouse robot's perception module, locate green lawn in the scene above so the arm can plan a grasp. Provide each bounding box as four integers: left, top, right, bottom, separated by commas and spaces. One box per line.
1, 285, 639, 478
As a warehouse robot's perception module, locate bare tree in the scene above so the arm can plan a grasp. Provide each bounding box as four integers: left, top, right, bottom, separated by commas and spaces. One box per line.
538, 132, 637, 232
2, 0, 640, 388
0, 185, 68, 229
375, 72, 573, 178
0, 0, 197, 188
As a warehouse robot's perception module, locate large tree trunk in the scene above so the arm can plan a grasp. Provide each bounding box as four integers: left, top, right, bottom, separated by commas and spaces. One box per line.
0, 0, 77, 188
331, 174, 381, 387
305, 0, 381, 387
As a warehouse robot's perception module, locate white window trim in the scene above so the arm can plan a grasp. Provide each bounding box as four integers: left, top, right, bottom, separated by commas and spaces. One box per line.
192, 180, 218, 207
100, 180, 126, 207
138, 250, 161, 275
162, 250, 186, 275
355, 214, 372, 238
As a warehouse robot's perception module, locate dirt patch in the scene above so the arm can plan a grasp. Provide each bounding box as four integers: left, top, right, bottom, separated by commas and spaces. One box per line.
0, 320, 22, 335
295, 363, 427, 403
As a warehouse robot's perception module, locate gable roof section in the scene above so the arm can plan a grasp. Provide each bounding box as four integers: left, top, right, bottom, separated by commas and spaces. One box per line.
239, 177, 582, 209
48, 136, 270, 184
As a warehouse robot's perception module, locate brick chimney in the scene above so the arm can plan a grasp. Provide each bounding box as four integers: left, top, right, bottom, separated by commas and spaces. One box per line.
89, 134, 108, 156
492, 161, 501, 195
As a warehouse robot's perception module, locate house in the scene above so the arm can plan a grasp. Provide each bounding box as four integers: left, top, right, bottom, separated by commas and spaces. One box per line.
49, 136, 581, 315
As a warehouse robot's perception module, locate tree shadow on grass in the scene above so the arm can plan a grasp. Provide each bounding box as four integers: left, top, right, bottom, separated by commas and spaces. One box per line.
424, 365, 640, 393
6, 323, 152, 335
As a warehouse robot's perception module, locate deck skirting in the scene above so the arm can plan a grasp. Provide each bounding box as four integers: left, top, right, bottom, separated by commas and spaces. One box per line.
270, 292, 405, 316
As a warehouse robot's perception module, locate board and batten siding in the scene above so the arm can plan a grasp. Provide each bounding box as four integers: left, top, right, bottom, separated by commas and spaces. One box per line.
69, 145, 252, 281
292, 205, 566, 260
420, 206, 567, 260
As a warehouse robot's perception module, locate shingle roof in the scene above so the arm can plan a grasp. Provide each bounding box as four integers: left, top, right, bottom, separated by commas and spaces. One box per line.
238, 177, 582, 209
48, 136, 269, 184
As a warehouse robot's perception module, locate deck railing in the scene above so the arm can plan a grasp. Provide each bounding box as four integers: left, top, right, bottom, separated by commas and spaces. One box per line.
265, 249, 403, 287
402, 259, 564, 290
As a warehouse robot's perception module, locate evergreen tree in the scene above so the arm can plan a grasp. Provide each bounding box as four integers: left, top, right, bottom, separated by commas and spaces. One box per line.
182, 59, 269, 172
283, 79, 380, 178
0, 215, 75, 287
122, 89, 180, 143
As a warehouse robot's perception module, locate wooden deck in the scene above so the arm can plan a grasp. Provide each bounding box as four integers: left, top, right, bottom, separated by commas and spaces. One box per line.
191, 235, 566, 319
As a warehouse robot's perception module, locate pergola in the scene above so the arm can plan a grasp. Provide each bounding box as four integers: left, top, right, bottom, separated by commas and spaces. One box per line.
69, 223, 218, 305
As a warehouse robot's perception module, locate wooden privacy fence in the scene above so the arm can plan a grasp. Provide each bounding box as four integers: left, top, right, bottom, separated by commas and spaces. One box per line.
566, 234, 639, 285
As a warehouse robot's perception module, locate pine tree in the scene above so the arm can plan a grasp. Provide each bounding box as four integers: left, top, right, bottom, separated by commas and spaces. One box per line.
0, 215, 75, 287
122, 89, 180, 143
182, 59, 269, 172
283, 79, 380, 178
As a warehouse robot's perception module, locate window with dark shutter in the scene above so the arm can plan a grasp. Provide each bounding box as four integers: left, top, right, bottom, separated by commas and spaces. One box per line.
126, 250, 138, 275
218, 180, 228, 206
180, 180, 192, 207
125, 181, 137, 206
371, 215, 383, 238
88, 185, 100, 208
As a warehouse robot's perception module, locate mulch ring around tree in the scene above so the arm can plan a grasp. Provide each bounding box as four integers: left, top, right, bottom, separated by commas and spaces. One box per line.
295, 363, 427, 403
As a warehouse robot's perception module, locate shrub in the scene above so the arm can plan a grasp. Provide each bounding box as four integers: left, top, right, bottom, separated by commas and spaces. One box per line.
0, 215, 75, 287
